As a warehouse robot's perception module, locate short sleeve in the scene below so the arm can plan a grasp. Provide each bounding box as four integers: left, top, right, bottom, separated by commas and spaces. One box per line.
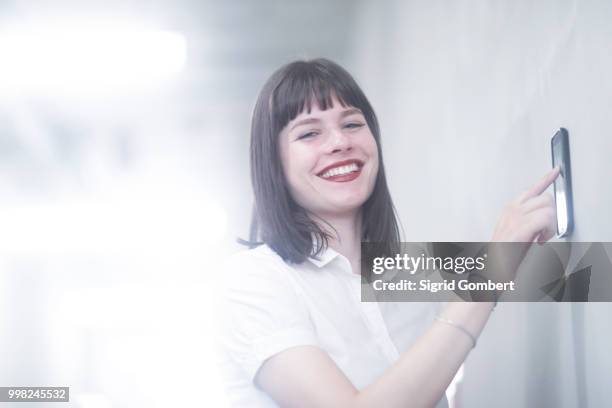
214, 249, 319, 382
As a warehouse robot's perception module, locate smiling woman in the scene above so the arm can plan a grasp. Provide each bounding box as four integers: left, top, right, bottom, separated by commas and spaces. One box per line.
246, 59, 399, 266
215, 58, 558, 408
278, 98, 379, 231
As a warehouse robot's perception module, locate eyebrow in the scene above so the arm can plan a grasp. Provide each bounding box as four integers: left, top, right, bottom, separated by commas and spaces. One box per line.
289, 107, 364, 131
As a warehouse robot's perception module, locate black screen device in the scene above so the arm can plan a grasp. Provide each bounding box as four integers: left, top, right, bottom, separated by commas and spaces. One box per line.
551, 128, 574, 237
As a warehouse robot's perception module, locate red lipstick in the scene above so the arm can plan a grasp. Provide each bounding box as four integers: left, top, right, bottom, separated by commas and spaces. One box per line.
317, 159, 363, 182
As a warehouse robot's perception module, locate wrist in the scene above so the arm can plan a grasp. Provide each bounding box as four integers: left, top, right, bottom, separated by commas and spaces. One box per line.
435, 315, 477, 348
440, 302, 494, 337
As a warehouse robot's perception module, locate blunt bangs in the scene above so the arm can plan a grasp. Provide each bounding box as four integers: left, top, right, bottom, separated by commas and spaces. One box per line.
271, 61, 373, 138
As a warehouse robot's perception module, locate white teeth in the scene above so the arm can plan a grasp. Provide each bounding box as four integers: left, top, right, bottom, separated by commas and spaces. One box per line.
321, 163, 360, 178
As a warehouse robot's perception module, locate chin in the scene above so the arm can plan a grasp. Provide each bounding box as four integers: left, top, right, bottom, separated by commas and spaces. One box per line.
327, 196, 368, 213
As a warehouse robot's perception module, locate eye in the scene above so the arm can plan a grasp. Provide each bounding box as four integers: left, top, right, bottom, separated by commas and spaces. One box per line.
296, 131, 318, 140
343, 122, 365, 130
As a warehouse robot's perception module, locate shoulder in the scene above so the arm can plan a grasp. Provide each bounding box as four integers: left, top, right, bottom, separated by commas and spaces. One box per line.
226, 244, 287, 269
219, 244, 300, 295
215, 246, 320, 386
215, 244, 315, 342
223, 244, 292, 278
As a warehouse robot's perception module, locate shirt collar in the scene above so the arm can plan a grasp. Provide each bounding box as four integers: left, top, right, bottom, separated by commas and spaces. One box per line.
307, 244, 340, 268
307, 241, 400, 282
305, 237, 363, 279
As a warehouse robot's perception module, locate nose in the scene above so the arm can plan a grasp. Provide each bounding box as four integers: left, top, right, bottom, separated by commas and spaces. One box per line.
326, 127, 352, 154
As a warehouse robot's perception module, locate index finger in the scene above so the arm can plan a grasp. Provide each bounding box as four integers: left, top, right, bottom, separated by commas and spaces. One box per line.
519, 166, 561, 203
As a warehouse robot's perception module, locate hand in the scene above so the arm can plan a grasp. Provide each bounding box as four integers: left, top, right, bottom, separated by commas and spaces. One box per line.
492, 167, 560, 243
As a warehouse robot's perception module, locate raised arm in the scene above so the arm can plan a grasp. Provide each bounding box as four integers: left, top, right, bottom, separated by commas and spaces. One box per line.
255, 168, 559, 407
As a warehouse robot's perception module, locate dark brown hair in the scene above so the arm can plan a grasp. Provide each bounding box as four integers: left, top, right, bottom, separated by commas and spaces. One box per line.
246, 58, 400, 264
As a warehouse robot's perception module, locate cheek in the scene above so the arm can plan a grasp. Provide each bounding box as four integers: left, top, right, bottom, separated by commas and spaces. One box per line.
365, 138, 380, 174
282, 145, 317, 190
371, 155, 380, 177
278, 139, 300, 184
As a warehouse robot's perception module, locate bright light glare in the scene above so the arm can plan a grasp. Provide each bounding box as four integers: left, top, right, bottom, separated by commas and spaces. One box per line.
0, 194, 227, 258
0, 23, 187, 95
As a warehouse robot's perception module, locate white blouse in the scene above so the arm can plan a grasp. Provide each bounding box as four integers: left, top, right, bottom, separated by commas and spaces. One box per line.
215, 244, 449, 407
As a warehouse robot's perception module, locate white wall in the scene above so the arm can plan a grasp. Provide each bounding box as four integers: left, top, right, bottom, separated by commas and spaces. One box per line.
352, 1, 611, 406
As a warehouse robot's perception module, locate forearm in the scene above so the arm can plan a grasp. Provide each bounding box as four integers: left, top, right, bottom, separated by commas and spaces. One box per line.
353, 302, 494, 408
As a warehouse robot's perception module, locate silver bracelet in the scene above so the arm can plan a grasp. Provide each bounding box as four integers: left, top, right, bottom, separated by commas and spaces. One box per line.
435, 316, 477, 348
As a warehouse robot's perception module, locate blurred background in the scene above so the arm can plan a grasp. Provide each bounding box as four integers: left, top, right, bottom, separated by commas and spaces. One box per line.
1, 0, 611, 407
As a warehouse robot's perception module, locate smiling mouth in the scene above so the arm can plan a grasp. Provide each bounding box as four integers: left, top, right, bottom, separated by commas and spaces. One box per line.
317, 160, 364, 182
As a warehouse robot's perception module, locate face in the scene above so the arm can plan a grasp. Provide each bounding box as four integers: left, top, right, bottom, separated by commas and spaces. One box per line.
278, 97, 379, 219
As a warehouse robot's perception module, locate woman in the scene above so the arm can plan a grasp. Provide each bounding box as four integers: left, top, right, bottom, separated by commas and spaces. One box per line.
216, 58, 559, 407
